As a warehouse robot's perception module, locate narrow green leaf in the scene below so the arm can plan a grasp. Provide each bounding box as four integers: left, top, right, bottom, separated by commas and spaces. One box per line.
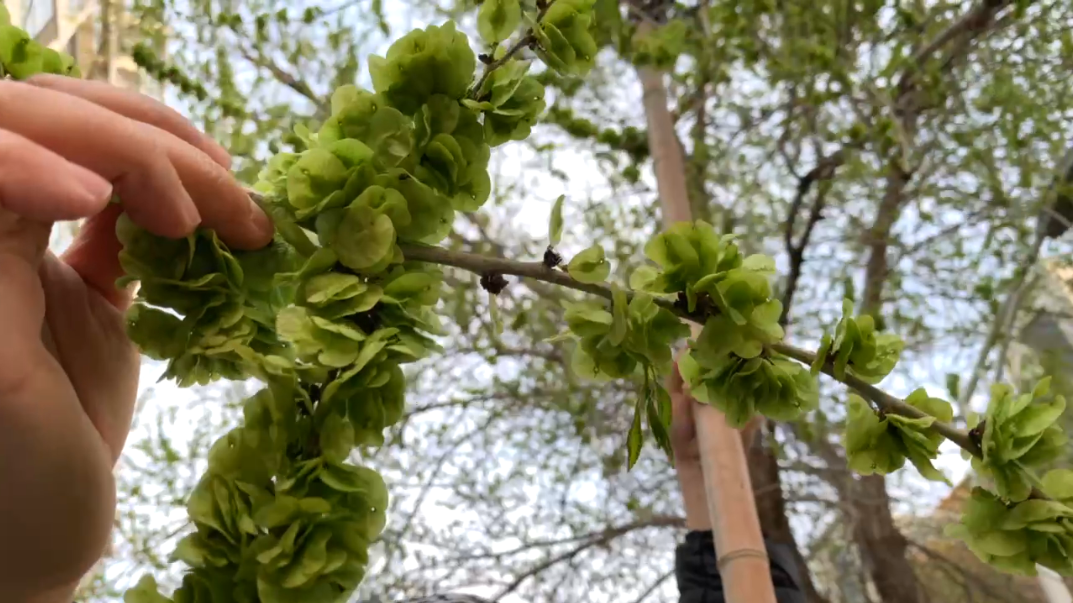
609, 284, 628, 346
548, 194, 565, 247
1012, 397, 1066, 437
946, 373, 961, 402
647, 387, 673, 458
626, 395, 644, 470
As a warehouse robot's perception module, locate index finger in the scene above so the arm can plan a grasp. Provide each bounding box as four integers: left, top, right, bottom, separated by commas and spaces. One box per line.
27, 74, 232, 170
0, 80, 271, 248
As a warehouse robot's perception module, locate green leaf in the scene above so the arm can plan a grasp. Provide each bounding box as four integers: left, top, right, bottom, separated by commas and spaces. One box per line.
318, 462, 386, 498
975, 530, 1029, 556
629, 265, 659, 291
368, 22, 477, 115
1002, 499, 1073, 529
741, 254, 775, 273
320, 412, 355, 463
648, 385, 673, 457
567, 244, 611, 283
626, 394, 644, 470
609, 284, 628, 347
811, 334, 831, 376
332, 204, 396, 272
1011, 396, 1066, 437
286, 149, 349, 210
946, 373, 961, 401
478, 0, 521, 44
1043, 469, 1073, 501
548, 194, 565, 247
254, 495, 300, 528
124, 576, 172, 603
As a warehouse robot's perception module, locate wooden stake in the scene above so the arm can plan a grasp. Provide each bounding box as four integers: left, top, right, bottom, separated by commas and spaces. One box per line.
637, 61, 778, 603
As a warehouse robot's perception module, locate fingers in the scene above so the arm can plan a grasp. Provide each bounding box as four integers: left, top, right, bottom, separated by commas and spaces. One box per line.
61, 204, 130, 309
0, 129, 113, 222
0, 80, 272, 249
27, 75, 232, 169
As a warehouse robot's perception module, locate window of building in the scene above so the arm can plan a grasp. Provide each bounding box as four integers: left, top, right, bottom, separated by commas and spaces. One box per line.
20, 0, 56, 40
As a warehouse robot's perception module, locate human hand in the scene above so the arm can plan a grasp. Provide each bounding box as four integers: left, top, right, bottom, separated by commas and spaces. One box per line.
0, 75, 273, 602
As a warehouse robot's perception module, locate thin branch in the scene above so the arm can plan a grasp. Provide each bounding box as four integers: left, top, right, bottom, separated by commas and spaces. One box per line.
237, 46, 324, 110
958, 197, 1052, 414
493, 516, 683, 600
471, 36, 535, 97
630, 568, 675, 603
245, 189, 1041, 493
470, 1, 556, 98
771, 343, 981, 456
891, 207, 993, 263
899, 0, 1015, 93
447, 515, 685, 564
779, 152, 842, 327
396, 244, 986, 458
398, 243, 669, 312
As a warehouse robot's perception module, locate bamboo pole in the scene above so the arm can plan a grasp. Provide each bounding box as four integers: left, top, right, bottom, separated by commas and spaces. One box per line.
636, 60, 778, 603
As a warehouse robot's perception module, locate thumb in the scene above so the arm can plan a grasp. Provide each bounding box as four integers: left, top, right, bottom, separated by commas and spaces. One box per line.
0, 211, 116, 589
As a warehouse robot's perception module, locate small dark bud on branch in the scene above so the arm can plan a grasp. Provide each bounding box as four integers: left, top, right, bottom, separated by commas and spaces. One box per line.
478, 53, 494, 65
969, 421, 986, 449
543, 246, 563, 268
480, 272, 509, 295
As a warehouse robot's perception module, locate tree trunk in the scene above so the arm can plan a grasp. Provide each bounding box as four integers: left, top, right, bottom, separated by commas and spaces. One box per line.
851, 475, 921, 602
637, 56, 777, 603
851, 162, 923, 603
746, 427, 830, 603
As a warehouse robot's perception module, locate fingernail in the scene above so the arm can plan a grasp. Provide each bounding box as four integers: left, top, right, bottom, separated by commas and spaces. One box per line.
67, 163, 114, 204
204, 137, 233, 169
249, 198, 274, 238
166, 183, 200, 231
181, 195, 202, 230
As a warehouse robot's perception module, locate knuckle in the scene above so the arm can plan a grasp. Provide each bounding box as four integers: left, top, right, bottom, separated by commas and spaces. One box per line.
0, 79, 32, 111
24, 72, 58, 87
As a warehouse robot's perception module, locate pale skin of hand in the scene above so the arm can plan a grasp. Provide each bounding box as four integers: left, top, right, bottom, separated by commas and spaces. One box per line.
0, 75, 273, 603
669, 361, 763, 532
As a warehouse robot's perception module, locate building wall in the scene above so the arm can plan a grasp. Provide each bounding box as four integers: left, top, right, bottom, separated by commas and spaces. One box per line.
5, 0, 157, 98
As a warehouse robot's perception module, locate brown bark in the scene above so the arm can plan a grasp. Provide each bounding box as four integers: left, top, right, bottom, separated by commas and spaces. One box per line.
851, 475, 922, 603
638, 56, 777, 603
746, 426, 830, 603
851, 143, 921, 603
834, 2, 1017, 597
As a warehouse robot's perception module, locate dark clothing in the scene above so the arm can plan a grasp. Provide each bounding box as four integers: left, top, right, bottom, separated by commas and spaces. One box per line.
676, 530, 806, 603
